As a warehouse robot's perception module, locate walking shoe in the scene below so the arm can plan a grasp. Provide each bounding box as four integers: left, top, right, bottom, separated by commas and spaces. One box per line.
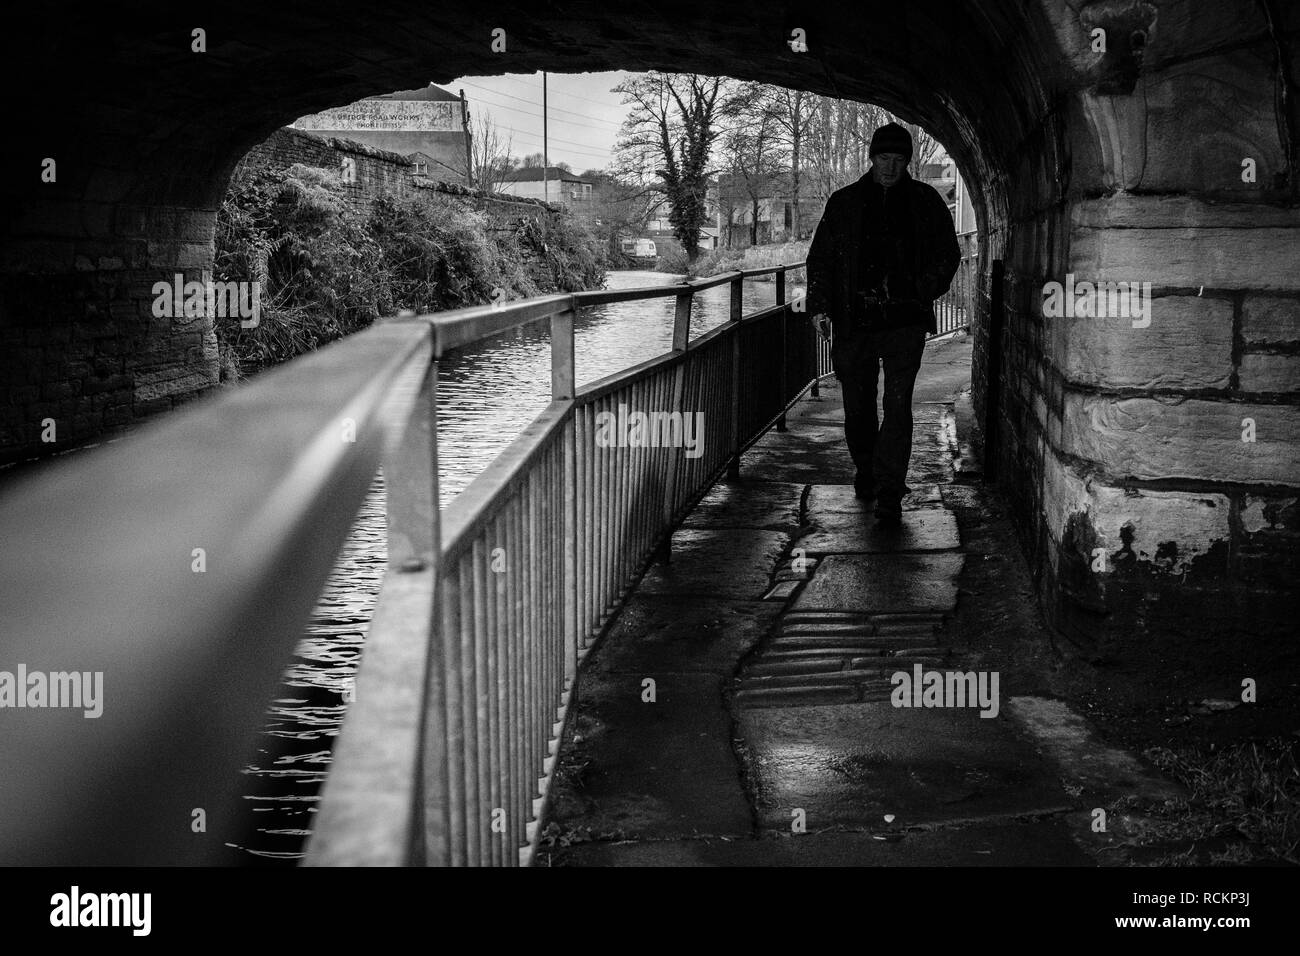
874, 496, 902, 526
854, 473, 875, 501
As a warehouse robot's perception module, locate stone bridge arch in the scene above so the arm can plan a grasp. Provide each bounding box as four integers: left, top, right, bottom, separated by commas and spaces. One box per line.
1, 0, 1296, 650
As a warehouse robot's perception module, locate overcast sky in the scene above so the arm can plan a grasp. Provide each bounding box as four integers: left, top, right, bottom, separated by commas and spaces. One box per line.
439, 71, 951, 174
443, 71, 632, 173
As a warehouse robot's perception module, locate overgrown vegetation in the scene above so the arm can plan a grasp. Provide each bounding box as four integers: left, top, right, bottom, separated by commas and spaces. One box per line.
212, 163, 605, 380
1136, 738, 1300, 864
664, 239, 810, 281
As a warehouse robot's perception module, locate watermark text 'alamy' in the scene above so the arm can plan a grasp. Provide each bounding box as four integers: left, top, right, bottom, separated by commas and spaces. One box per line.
594, 404, 705, 459
1042, 273, 1151, 328
152, 270, 261, 328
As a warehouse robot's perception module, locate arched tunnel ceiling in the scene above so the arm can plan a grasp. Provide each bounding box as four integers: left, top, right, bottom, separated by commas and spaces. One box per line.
4, 0, 1288, 248
3, 0, 1082, 230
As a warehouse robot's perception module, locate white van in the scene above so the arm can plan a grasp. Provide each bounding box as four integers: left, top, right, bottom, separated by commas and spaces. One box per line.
621, 238, 658, 258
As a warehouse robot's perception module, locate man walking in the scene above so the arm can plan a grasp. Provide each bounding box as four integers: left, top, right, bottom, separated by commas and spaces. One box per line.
806, 122, 960, 525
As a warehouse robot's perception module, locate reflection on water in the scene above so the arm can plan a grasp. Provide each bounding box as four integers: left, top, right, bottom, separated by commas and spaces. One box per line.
232, 270, 804, 864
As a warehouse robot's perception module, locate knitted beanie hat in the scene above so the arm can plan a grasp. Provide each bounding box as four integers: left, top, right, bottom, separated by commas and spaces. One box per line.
869, 122, 913, 163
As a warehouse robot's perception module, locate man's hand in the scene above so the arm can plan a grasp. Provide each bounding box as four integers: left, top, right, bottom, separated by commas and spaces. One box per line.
813, 313, 832, 341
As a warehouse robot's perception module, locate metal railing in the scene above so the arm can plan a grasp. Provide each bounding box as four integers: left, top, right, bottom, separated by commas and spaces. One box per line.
936, 232, 979, 336
309, 264, 819, 867
0, 262, 818, 866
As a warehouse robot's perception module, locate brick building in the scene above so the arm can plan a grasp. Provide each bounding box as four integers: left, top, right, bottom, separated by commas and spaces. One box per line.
292, 83, 473, 185
498, 167, 596, 224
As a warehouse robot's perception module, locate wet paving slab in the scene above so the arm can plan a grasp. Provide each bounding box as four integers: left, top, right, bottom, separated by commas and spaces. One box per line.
796, 508, 961, 554
543, 820, 1090, 866
544, 337, 1159, 866
544, 670, 755, 840
737, 703, 1074, 831
584, 597, 780, 676
790, 553, 964, 614
807, 483, 944, 512
637, 527, 790, 599
680, 480, 804, 531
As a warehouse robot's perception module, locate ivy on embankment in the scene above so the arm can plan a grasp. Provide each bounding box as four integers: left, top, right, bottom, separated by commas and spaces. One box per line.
213, 163, 606, 381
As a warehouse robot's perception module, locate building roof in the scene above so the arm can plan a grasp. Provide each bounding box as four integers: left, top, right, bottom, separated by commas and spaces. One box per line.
372, 83, 462, 102
919, 162, 954, 179
502, 166, 591, 184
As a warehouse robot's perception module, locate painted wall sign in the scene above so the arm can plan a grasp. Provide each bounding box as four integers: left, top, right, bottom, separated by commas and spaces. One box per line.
294, 99, 462, 133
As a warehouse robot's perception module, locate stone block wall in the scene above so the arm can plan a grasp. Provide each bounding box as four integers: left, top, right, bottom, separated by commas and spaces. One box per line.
1, 203, 222, 467
231, 127, 551, 222
969, 1, 1300, 656
0, 128, 558, 468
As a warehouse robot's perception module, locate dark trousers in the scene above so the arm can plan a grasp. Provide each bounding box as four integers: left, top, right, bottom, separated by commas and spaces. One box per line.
838, 324, 927, 501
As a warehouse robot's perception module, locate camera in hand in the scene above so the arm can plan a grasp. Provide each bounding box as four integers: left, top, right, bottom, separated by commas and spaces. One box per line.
851, 269, 922, 330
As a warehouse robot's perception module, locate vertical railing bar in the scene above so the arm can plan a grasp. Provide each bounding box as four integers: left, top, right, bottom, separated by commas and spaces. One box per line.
627, 381, 641, 583
776, 271, 789, 431
658, 287, 693, 562
470, 537, 493, 866
602, 395, 614, 619
563, 414, 578, 682
546, 443, 558, 746
520, 472, 533, 840
587, 401, 596, 625
492, 505, 510, 863
538, 450, 550, 798
441, 562, 467, 866
584, 403, 595, 646
525, 469, 538, 817
613, 397, 625, 599
727, 276, 743, 480
489, 533, 505, 867
458, 551, 480, 866
379, 356, 446, 868
509, 495, 524, 854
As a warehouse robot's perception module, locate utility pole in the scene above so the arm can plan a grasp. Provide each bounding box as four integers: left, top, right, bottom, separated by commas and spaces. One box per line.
542, 72, 549, 205
460, 88, 472, 188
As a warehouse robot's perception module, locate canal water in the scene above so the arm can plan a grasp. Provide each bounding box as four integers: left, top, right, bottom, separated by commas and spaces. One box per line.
230, 270, 805, 864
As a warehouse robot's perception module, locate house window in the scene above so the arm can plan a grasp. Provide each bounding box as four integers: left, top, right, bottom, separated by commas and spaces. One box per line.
413, 162, 428, 175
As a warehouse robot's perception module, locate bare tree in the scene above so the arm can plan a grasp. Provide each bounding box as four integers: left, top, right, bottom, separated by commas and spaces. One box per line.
718, 83, 785, 246
582, 169, 659, 260
806, 97, 879, 200
468, 108, 514, 195
767, 87, 818, 239
894, 119, 941, 180
613, 72, 729, 261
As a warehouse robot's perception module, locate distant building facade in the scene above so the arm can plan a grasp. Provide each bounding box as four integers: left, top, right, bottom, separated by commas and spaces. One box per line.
498, 167, 596, 223
918, 160, 976, 235
711, 172, 827, 248
292, 84, 472, 184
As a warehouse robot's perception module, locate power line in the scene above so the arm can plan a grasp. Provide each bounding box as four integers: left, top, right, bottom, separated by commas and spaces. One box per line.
501, 132, 613, 163
473, 113, 613, 157
465, 90, 623, 141
466, 73, 627, 113
474, 114, 616, 159
461, 81, 624, 130
465, 97, 622, 155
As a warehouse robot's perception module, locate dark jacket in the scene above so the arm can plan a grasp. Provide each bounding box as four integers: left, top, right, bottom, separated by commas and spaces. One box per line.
806, 168, 960, 371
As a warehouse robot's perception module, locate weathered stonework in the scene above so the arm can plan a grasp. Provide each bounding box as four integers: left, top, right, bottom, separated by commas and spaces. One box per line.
1049, 295, 1234, 390
1238, 353, 1300, 392
1060, 393, 1300, 486
1043, 456, 1232, 575
1242, 295, 1299, 345
1, 0, 1295, 656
